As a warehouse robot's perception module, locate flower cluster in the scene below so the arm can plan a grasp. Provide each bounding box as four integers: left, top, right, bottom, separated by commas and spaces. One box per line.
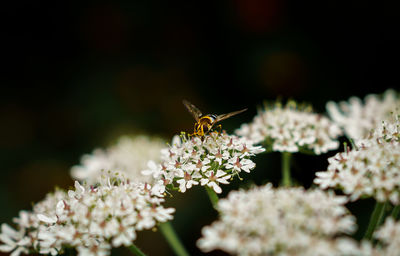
71, 135, 165, 185
235, 101, 342, 154
326, 89, 400, 141
0, 190, 67, 256
376, 113, 400, 143
0, 174, 174, 256
373, 217, 400, 256
197, 184, 359, 256
352, 217, 400, 256
356, 112, 400, 149
315, 115, 400, 204
143, 132, 265, 194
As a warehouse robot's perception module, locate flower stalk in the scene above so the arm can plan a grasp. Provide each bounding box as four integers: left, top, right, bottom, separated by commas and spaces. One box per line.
364, 201, 387, 240
392, 205, 400, 219
128, 244, 147, 256
205, 186, 219, 209
159, 222, 190, 256
282, 152, 292, 186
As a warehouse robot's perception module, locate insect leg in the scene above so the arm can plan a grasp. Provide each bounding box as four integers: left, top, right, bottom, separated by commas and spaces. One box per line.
216, 124, 222, 135
199, 124, 205, 136
193, 123, 197, 136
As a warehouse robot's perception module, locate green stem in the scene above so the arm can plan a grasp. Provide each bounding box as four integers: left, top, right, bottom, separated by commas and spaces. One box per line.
376, 202, 388, 228
205, 186, 219, 209
281, 152, 292, 187
159, 222, 190, 256
128, 244, 147, 256
364, 201, 387, 240
392, 205, 400, 219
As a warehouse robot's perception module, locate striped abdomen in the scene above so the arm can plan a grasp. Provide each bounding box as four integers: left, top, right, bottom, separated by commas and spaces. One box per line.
195, 115, 217, 135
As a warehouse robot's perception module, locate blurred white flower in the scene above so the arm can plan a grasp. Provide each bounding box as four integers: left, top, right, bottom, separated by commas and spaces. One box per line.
197, 184, 359, 256
351, 217, 400, 256
0, 173, 174, 256
71, 135, 165, 185
0, 223, 30, 256
373, 217, 400, 256
315, 115, 400, 204
326, 89, 399, 141
143, 132, 265, 194
0, 190, 67, 256
236, 101, 342, 154
356, 112, 400, 148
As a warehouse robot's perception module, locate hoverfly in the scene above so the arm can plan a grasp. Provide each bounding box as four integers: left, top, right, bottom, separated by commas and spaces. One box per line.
183, 100, 247, 137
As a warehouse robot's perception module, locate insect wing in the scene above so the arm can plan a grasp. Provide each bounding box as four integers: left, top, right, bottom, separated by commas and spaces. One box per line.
183, 100, 203, 121
215, 108, 247, 123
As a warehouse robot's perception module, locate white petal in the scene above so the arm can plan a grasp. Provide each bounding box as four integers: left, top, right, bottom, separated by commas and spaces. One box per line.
37, 214, 57, 224
74, 180, 85, 194
1, 224, 18, 238
200, 178, 209, 186
10, 247, 26, 256
0, 244, 15, 252
208, 182, 222, 194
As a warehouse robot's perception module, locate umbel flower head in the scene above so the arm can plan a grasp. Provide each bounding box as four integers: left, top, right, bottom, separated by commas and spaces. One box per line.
0, 173, 175, 256
315, 115, 400, 204
71, 135, 165, 185
142, 132, 265, 194
356, 112, 400, 148
326, 89, 400, 141
372, 217, 400, 256
0, 190, 67, 256
235, 101, 342, 154
353, 217, 400, 256
197, 184, 359, 256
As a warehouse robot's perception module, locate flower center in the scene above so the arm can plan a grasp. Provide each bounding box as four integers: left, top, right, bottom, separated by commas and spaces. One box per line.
235, 158, 242, 168
196, 160, 203, 169
174, 160, 182, 168
184, 172, 192, 181
209, 172, 216, 181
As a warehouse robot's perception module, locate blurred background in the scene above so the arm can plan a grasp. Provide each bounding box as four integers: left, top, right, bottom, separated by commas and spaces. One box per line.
1, 0, 399, 255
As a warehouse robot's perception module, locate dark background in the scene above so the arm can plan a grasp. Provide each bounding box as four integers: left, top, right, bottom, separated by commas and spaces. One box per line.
1, 0, 399, 255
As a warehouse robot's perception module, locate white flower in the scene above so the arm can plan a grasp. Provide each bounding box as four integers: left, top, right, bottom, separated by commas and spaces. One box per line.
225, 157, 255, 173
0, 190, 67, 256
197, 184, 359, 255
0, 173, 175, 256
200, 170, 231, 194
356, 112, 400, 149
236, 101, 342, 154
71, 135, 165, 185
111, 227, 136, 247
326, 89, 400, 141
76, 242, 110, 256
208, 148, 230, 165
141, 160, 163, 179
146, 133, 265, 194
0, 224, 29, 256
370, 217, 400, 256
315, 115, 400, 204
176, 171, 200, 192
36, 214, 57, 224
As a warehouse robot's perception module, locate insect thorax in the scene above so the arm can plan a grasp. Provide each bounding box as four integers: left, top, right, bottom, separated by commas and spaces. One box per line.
195, 115, 216, 134
200, 114, 216, 123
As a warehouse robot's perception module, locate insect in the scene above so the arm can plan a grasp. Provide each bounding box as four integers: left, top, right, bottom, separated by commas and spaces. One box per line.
183, 100, 247, 136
